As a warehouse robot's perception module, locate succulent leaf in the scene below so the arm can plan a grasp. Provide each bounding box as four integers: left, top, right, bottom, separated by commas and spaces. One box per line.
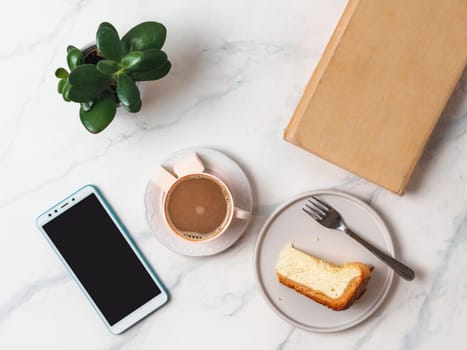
62, 81, 72, 102
57, 78, 67, 93
125, 49, 167, 73
68, 85, 108, 103
96, 22, 122, 61
121, 22, 166, 54
55, 68, 69, 79
130, 60, 171, 81
69, 64, 112, 87
97, 60, 120, 74
81, 101, 94, 112
67, 45, 79, 53
116, 72, 141, 112
121, 51, 144, 70
67, 48, 83, 70
80, 92, 117, 134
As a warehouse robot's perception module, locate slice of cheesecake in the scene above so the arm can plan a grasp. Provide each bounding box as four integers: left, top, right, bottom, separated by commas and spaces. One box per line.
275, 245, 372, 311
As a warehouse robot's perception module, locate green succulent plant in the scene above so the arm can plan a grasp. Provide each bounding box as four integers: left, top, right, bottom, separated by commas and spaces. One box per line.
55, 21, 171, 133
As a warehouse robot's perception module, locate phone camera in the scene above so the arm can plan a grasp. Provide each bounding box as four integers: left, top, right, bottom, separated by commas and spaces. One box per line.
54, 210, 58, 213
48, 213, 52, 217
72, 198, 75, 201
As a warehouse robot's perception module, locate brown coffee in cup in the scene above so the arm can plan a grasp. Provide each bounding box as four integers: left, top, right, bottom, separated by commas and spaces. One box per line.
164, 174, 233, 241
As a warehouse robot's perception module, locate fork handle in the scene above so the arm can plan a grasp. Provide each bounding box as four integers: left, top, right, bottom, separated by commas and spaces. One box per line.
344, 228, 415, 281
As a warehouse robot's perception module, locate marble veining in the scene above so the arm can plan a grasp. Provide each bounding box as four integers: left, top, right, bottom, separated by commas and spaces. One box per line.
0, 273, 68, 325
401, 211, 467, 350
1, 0, 466, 349
277, 327, 296, 350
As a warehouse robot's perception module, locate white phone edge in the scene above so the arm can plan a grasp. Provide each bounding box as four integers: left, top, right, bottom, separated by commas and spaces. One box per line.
36, 184, 169, 334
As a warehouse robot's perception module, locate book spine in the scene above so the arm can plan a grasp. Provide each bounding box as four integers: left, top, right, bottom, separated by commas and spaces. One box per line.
284, 0, 361, 144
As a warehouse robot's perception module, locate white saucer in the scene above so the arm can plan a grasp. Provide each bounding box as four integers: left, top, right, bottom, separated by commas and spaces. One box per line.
254, 190, 394, 332
145, 147, 253, 257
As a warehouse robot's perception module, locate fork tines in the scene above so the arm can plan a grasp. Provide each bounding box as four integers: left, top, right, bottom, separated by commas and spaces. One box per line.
302, 195, 330, 220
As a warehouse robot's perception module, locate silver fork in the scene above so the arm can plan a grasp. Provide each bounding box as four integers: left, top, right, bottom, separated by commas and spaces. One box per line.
303, 195, 415, 281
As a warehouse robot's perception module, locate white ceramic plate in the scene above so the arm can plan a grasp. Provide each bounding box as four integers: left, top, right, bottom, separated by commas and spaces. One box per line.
145, 147, 253, 257
254, 190, 394, 332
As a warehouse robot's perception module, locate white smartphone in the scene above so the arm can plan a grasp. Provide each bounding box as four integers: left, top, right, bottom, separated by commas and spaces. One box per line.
36, 185, 168, 334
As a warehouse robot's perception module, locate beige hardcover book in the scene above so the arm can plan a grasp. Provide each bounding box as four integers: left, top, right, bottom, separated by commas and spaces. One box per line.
284, 0, 467, 194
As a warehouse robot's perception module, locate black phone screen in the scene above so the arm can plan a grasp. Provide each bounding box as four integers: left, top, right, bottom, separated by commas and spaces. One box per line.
42, 193, 161, 325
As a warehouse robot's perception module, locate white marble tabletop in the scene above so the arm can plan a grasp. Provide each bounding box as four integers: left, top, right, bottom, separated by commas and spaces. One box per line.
1, 0, 466, 348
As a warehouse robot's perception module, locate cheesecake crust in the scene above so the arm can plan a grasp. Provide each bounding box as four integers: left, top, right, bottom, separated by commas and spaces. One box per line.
277, 262, 372, 311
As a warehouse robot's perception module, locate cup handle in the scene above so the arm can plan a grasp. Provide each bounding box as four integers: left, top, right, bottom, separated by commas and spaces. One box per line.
234, 207, 250, 220
153, 167, 178, 192
173, 152, 205, 177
